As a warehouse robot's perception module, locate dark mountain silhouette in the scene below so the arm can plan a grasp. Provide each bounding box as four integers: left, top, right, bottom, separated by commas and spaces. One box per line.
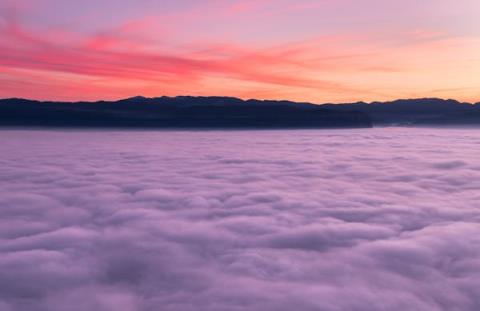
1, 96, 479, 128
322, 98, 480, 126
0, 97, 372, 129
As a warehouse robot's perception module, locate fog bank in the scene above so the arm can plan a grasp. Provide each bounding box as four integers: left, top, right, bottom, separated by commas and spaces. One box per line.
0, 128, 479, 311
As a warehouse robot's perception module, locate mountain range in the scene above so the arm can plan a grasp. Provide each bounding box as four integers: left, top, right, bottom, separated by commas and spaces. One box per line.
0, 96, 479, 128
322, 98, 480, 126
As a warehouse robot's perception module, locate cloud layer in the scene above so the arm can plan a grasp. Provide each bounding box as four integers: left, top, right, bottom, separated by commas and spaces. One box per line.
0, 128, 479, 310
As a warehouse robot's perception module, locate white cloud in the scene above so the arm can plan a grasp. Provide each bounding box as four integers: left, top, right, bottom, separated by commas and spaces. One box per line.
0, 128, 479, 310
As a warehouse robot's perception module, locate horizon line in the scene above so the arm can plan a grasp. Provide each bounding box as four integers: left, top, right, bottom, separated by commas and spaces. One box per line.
1, 95, 478, 106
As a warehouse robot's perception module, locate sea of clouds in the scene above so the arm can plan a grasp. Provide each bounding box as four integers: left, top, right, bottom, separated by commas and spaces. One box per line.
0, 128, 479, 311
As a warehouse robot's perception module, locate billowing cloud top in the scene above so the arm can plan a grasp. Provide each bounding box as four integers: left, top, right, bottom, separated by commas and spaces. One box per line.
0, 0, 480, 102
0, 128, 479, 310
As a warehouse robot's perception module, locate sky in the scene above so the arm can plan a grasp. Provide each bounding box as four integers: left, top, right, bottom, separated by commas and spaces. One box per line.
0, 0, 479, 103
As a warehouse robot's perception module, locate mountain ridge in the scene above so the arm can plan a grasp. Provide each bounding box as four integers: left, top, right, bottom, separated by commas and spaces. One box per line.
1, 96, 479, 127
1, 96, 476, 106
0, 96, 371, 129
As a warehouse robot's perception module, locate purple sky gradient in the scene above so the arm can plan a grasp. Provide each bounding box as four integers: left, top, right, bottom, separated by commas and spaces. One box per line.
0, 128, 479, 310
0, 0, 479, 102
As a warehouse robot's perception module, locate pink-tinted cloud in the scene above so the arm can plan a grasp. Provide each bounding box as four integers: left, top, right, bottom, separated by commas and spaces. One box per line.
0, 128, 480, 310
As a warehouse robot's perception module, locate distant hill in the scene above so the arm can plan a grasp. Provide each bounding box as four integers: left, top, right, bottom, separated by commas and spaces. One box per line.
0, 97, 372, 129
321, 98, 480, 126
1, 96, 479, 128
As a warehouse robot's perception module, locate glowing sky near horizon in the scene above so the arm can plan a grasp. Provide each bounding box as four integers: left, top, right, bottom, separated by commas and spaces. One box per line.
0, 0, 479, 103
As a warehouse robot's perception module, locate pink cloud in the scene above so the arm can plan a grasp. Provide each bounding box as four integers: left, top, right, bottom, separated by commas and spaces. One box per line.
0, 0, 479, 102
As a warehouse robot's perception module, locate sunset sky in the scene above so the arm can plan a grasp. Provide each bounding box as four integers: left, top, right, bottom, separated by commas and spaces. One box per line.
1, 0, 479, 103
